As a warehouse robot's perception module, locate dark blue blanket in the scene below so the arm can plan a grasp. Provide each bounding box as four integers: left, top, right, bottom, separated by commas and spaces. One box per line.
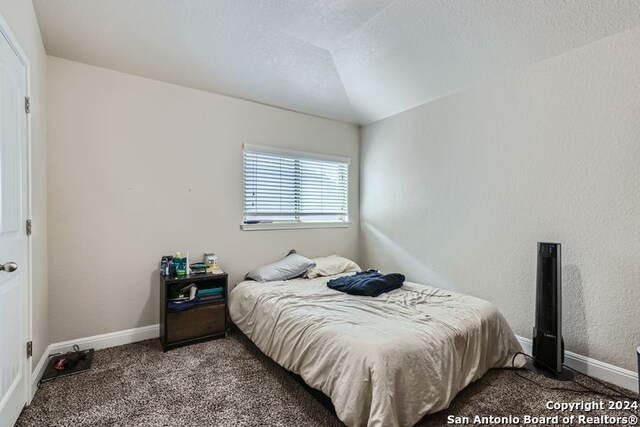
327, 270, 404, 297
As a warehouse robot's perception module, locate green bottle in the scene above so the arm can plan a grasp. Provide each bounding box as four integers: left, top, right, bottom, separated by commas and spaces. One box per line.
175, 252, 186, 276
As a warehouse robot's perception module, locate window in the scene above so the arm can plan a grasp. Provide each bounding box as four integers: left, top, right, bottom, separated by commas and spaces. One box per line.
243, 144, 349, 229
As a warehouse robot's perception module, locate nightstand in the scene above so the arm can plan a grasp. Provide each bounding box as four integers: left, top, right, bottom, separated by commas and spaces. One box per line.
159, 272, 228, 351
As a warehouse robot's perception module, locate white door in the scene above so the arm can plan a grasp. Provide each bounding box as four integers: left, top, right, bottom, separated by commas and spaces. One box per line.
0, 24, 29, 427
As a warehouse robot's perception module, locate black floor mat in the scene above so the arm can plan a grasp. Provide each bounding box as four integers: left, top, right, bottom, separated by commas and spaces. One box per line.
40, 349, 94, 383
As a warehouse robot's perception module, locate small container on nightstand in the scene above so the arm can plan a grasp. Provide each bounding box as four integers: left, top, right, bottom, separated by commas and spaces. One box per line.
160, 272, 229, 352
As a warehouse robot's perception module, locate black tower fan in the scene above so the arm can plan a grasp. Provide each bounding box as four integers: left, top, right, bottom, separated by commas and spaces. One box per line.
532, 242, 571, 379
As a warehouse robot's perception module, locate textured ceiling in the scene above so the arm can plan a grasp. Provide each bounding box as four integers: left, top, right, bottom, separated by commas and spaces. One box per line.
33, 0, 640, 124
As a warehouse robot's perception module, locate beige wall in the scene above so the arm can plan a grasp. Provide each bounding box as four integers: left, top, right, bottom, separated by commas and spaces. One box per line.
0, 1, 49, 369
47, 56, 359, 343
360, 26, 640, 371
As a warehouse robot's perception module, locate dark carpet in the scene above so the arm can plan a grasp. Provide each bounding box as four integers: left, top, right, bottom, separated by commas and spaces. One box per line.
18, 332, 638, 426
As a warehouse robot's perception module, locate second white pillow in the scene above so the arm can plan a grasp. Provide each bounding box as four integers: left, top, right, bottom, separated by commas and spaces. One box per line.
305, 255, 361, 279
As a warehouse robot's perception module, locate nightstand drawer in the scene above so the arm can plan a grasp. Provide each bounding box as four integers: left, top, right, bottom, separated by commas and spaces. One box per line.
166, 303, 225, 343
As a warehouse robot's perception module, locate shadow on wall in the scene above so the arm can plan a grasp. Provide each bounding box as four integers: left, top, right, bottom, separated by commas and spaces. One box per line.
563, 264, 587, 356
141, 270, 161, 326
361, 221, 454, 290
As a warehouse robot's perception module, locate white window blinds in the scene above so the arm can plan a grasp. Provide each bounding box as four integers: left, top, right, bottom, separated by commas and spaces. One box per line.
243, 145, 349, 224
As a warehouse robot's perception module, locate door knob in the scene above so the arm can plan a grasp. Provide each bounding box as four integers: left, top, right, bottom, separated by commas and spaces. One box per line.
0, 262, 18, 272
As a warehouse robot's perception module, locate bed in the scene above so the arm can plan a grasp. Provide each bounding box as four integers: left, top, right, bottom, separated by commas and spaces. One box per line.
229, 273, 523, 427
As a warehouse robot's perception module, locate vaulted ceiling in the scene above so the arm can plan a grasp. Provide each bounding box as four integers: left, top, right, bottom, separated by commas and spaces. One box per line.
33, 0, 640, 124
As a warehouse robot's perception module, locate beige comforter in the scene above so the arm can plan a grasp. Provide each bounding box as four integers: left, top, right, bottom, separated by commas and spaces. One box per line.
229, 274, 523, 427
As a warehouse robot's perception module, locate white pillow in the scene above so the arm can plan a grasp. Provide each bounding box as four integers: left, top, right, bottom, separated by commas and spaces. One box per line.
304, 255, 361, 279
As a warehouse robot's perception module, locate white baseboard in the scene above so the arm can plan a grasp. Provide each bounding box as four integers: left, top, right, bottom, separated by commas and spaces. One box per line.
30, 324, 160, 398
516, 335, 639, 393
49, 324, 160, 355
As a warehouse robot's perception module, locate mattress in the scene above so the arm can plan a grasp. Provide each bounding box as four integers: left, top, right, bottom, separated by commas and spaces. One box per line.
229, 274, 523, 427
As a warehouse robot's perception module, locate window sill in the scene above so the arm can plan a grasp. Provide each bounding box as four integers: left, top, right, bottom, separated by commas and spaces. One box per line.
240, 222, 351, 231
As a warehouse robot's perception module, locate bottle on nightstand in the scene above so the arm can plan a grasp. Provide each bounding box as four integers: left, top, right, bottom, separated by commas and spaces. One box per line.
204, 252, 224, 274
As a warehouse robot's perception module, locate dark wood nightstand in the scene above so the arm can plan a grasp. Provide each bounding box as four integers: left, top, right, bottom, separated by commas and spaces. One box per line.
160, 272, 228, 352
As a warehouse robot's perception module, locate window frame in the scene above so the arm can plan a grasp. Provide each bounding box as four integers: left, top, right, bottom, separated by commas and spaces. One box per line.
241, 143, 351, 231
